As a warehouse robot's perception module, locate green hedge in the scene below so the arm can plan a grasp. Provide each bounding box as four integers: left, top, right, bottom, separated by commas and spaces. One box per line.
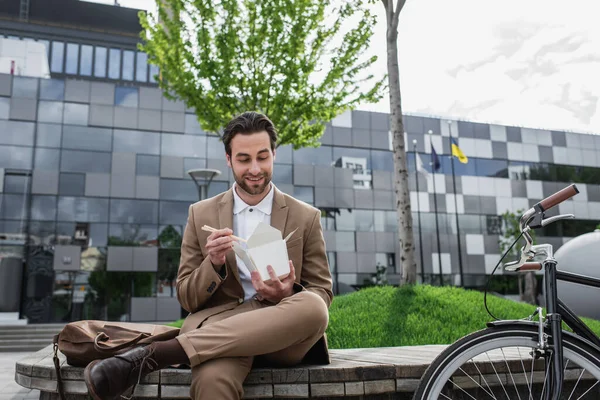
169, 285, 600, 349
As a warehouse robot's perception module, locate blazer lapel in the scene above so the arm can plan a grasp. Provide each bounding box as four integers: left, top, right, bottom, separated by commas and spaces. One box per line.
218, 189, 242, 286
270, 187, 289, 236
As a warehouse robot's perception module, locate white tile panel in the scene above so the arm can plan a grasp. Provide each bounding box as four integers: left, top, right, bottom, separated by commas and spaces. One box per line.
429, 135, 443, 154
496, 197, 513, 214
512, 197, 530, 212
432, 253, 452, 274
566, 148, 583, 166
490, 125, 507, 142
558, 200, 575, 215
456, 137, 476, 157
582, 149, 596, 167
478, 177, 496, 197
331, 110, 352, 128
440, 120, 458, 137
466, 234, 485, 255
461, 176, 479, 195
574, 203, 589, 219
507, 142, 524, 161
552, 147, 568, 164
536, 130, 552, 146
522, 144, 539, 162
494, 178, 512, 198
520, 128, 538, 144
574, 183, 588, 202
484, 254, 502, 275
565, 132, 581, 148
475, 139, 493, 159
445, 194, 465, 214
427, 174, 446, 194
411, 191, 430, 212
526, 180, 543, 199
580, 134, 595, 149
594, 135, 600, 150
588, 202, 600, 219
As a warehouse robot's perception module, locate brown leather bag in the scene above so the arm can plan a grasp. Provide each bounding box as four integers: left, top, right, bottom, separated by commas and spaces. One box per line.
52, 320, 180, 399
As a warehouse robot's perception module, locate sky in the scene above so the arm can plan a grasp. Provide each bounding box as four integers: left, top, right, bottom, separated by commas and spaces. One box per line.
87, 0, 600, 134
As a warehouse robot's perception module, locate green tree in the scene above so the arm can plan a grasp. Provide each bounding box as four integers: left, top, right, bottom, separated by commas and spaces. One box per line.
157, 225, 183, 298
139, 0, 385, 149
499, 209, 539, 305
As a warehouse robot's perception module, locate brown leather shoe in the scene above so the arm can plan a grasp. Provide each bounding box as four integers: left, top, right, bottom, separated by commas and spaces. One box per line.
84, 345, 158, 400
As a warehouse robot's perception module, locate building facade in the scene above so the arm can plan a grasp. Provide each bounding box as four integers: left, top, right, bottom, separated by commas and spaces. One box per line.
1, 0, 599, 324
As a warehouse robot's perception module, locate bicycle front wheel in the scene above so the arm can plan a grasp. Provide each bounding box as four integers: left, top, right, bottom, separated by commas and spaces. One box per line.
414, 324, 600, 399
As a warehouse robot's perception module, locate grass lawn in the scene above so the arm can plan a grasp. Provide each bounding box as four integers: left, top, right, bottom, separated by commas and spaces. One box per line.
168, 285, 600, 349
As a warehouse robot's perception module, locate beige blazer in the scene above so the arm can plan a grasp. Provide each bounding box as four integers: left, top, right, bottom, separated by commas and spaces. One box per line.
176, 186, 334, 364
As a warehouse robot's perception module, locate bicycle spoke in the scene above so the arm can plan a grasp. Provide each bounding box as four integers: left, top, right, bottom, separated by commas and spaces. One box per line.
516, 347, 534, 400
568, 368, 585, 400
471, 358, 499, 399
540, 356, 552, 400
576, 380, 598, 400
456, 365, 497, 398
502, 348, 523, 400
486, 351, 511, 400
449, 378, 480, 400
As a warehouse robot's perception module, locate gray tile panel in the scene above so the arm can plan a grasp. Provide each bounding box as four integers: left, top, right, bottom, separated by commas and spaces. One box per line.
161, 111, 185, 133
314, 187, 335, 207
588, 185, 600, 202
506, 126, 521, 142
160, 156, 184, 178
370, 112, 389, 131
357, 252, 376, 273
465, 255, 485, 274
133, 247, 158, 271
334, 167, 353, 188
463, 195, 481, 214
53, 245, 82, 271
314, 166, 334, 187
107, 246, 134, 271
405, 116, 424, 134
157, 297, 180, 321
351, 110, 370, 129
162, 97, 185, 112
479, 196, 497, 215
352, 128, 370, 148
136, 176, 160, 199
0, 74, 12, 96
374, 190, 394, 210
320, 124, 333, 145
473, 122, 490, 139
332, 127, 352, 146
334, 188, 354, 208
551, 130, 567, 147
375, 232, 396, 253
113, 106, 138, 129
511, 180, 527, 197
64, 80, 90, 103
90, 82, 115, 105
111, 153, 136, 198
9, 97, 37, 121
444, 174, 462, 194
538, 146, 554, 163
336, 252, 357, 273
406, 133, 426, 152
372, 170, 392, 190
131, 297, 157, 322
293, 164, 314, 186
85, 173, 110, 197
483, 235, 500, 253
32, 170, 59, 195
89, 104, 114, 127
371, 130, 390, 150
423, 118, 441, 135
492, 141, 508, 159
542, 181, 561, 198
138, 109, 162, 131
356, 232, 376, 252
139, 87, 163, 110
354, 189, 374, 209
206, 158, 230, 181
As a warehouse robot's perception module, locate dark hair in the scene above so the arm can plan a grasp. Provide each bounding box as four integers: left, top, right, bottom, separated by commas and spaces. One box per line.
222, 111, 278, 156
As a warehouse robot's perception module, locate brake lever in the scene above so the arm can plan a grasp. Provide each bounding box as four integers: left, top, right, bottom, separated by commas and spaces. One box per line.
541, 213, 575, 227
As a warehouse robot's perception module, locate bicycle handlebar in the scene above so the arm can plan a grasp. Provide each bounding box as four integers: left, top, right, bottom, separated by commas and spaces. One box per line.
535, 184, 579, 212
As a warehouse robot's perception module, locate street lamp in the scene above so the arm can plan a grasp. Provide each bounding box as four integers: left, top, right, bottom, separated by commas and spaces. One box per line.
186, 168, 221, 201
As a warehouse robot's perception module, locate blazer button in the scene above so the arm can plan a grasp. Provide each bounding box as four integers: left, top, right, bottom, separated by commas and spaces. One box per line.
238, 298, 243, 304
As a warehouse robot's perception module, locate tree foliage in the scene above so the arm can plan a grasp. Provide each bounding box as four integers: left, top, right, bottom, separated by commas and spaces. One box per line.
139, 0, 385, 149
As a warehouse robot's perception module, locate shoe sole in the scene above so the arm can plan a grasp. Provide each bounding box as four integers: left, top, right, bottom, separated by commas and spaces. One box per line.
84, 360, 105, 400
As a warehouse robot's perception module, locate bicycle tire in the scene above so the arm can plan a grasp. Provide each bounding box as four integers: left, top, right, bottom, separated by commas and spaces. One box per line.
413, 324, 600, 399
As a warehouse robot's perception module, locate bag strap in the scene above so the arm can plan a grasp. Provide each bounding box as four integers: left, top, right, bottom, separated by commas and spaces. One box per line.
52, 334, 66, 400
94, 331, 148, 354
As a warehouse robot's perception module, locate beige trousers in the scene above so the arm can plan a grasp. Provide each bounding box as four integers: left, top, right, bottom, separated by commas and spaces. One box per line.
176, 291, 329, 400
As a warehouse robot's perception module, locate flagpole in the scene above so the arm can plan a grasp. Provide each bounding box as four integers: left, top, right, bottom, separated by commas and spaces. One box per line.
412, 139, 425, 284
428, 130, 444, 286
447, 121, 465, 287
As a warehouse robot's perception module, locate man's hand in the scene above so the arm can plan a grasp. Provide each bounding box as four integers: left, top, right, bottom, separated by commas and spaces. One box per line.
205, 228, 234, 266
251, 260, 296, 303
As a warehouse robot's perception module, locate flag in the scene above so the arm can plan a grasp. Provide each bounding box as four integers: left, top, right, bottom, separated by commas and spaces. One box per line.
415, 153, 429, 178
451, 138, 468, 164
431, 144, 441, 172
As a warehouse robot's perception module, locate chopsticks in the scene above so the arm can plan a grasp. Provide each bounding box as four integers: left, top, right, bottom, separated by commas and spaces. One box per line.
201, 225, 247, 243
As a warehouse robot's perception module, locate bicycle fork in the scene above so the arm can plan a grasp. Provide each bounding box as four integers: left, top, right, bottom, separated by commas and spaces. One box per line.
543, 260, 564, 400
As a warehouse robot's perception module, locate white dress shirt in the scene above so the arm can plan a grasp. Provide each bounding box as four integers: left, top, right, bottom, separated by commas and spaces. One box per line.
232, 182, 275, 301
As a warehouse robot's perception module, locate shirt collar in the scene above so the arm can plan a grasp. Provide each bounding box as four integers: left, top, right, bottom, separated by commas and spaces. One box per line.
232, 183, 275, 215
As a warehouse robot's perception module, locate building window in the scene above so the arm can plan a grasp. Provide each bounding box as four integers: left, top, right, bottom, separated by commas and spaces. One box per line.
149, 64, 159, 83
94, 47, 107, 78
108, 48, 121, 79
65, 43, 79, 75
51, 41, 65, 73
114, 87, 139, 108
136, 52, 148, 82
122, 50, 134, 81
80, 45, 93, 76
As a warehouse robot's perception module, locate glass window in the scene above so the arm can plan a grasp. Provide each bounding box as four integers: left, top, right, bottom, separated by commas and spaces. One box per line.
0, 121, 35, 146
206, 136, 221, 159
273, 164, 292, 185
94, 47, 107, 78
31, 196, 57, 221
65, 43, 79, 74
159, 201, 190, 225
335, 231, 355, 252
57, 197, 110, 222
183, 158, 206, 173
38, 101, 64, 123
122, 50, 134, 81
207, 182, 229, 198
0, 98, 9, 119
354, 210, 374, 231
59, 173, 85, 196
0, 145, 32, 169
114, 87, 138, 107
61, 150, 111, 173
34, 148, 60, 169
441, 155, 475, 176
374, 210, 386, 232
39, 79, 65, 100
89, 223, 108, 247
80, 45, 93, 76
63, 103, 89, 126
36, 123, 62, 147
161, 134, 206, 158
508, 161, 534, 181
371, 150, 394, 172
114, 129, 160, 154
109, 224, 157, 245
333, 147, 371, 170
30, 220, 56, 243
51, 41, 65, 73
3, 174, 29, 193
0, 194, 27, 220
293, 146, 333, 166
458, 215, 483, 234
38, 39, 50, 58
476, 158, 509, 178
149, 64, 159, 83
336, 209, 355, 231
110, 199, 158, 224
13, 77, 38, 98
159, 179, 197, 201
137, 155, 160, 176
62, 126, 112, 151
136, 52, 148, 82
385, 211, 397, 232
108, 48, 121, 79
293, 186, 313, 204
184, 114, 203, 135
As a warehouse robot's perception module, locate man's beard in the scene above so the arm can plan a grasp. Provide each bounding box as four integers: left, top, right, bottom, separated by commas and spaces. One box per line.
233, 171, 272, 196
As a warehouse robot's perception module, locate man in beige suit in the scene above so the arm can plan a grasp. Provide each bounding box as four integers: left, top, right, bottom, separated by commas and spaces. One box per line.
84, 112, 333, 400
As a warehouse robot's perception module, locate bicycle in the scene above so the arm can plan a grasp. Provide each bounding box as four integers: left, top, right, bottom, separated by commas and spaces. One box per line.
413, 184, 600, 400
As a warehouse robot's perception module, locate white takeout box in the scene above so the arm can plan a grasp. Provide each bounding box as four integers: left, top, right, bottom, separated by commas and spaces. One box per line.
231, 222, 297, 281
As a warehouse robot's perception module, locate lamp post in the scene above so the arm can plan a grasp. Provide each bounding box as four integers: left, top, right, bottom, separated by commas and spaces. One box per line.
186, 168, 222, 201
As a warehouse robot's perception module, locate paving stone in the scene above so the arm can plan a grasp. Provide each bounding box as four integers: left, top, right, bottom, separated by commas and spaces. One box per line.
363, 379, 396, 395
273, 383, 309, 398
344, 381, 365, 396
310, 382, 345, 397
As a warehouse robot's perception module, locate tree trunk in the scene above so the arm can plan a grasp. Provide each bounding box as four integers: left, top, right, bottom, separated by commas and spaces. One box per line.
387, 19, 417, 284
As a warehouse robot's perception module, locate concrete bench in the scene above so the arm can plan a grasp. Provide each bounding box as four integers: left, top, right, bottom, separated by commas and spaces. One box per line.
15, 344, 445, 399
